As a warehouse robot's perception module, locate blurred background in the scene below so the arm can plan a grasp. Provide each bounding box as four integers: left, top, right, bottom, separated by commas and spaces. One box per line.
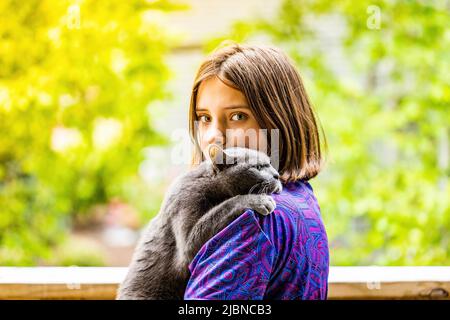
0, 0, 448, 267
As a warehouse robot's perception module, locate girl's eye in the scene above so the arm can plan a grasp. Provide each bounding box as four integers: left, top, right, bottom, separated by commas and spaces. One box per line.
231, 113, 247, 121
198, 115, 211, 122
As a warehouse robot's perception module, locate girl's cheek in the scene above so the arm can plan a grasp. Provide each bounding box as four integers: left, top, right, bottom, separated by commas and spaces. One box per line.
230, 134, 247, 148
225, 132, 253, 149
222, 127, 265, 150
198, 124, 267, 153
257, 133, 268, 154
200, 133, 212, 151
197, 129, 209, 151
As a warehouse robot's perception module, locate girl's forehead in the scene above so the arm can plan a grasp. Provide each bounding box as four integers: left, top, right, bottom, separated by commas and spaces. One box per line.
196, 77, 248, 111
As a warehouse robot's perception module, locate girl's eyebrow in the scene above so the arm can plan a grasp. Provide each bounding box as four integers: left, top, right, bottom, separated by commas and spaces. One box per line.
196, 105, 249, 112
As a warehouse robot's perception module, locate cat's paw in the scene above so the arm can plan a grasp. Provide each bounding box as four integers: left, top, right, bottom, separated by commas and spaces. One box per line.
244, 194, 276, 216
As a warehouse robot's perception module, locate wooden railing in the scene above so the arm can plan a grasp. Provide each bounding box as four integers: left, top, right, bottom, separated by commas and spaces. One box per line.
0, 266, 449, 300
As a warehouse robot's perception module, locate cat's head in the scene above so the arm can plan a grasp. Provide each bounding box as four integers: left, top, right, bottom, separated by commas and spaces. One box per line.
205, 144, 283, 195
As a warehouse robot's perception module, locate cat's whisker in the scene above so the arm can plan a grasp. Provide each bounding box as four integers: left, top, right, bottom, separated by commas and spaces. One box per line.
249, 180, 269, 195
249, 182, 261, 194
258, 181, 270, 194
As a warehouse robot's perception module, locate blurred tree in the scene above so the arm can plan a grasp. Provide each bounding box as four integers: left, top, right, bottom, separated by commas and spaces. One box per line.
0, 0, 185, 265
206, 0, 449, 265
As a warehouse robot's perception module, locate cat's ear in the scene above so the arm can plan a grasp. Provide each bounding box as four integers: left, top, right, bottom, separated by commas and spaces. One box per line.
206, 144, 234, 172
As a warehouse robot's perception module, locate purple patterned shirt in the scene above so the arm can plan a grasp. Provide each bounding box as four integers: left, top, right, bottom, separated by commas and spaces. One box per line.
184, 180, 329, 300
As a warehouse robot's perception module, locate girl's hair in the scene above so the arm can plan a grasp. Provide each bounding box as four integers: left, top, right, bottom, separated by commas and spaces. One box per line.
188, 43, 327, 183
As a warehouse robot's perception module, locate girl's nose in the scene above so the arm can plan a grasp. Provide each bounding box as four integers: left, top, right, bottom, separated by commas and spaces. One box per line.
207, 127, 225, 147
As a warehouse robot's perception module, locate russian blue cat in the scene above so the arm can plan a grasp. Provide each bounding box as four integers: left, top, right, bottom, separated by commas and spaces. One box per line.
117, 144, 282, 299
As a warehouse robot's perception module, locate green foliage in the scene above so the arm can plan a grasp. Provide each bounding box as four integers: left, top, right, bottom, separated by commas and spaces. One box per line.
1, 0, 448, 267
44, 236, 107, 267
0, 0, 182, 265
206, 0, 450, 265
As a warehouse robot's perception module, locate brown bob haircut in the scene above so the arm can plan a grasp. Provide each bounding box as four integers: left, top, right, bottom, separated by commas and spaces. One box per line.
188, 43, 327, 183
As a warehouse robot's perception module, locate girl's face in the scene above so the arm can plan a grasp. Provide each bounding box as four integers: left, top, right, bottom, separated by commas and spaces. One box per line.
195, 76, 268, 159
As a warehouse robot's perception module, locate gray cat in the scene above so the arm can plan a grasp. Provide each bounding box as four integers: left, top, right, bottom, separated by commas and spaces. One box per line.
116, 144, 282, 300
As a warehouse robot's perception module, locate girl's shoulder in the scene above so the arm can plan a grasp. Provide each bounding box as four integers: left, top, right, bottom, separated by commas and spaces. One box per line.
258, 180, 329, 299
272, 179, 322, 219
256, 179, 327, 249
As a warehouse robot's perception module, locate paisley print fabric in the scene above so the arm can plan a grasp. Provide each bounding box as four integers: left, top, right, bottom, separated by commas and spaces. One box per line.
184, 180, 329, 300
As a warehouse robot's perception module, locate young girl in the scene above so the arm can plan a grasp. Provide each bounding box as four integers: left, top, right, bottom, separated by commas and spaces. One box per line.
184, 43, 329, 300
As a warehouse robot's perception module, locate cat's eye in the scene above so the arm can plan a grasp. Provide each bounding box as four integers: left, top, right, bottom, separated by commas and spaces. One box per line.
255, 164, 269, 170
230, 113, 248, 121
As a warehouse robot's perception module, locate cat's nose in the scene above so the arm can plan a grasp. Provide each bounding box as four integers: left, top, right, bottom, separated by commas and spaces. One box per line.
273, 172, 280, 179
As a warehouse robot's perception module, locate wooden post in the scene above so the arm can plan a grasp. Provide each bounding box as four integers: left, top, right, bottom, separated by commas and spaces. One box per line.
0, 266, 449, 300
